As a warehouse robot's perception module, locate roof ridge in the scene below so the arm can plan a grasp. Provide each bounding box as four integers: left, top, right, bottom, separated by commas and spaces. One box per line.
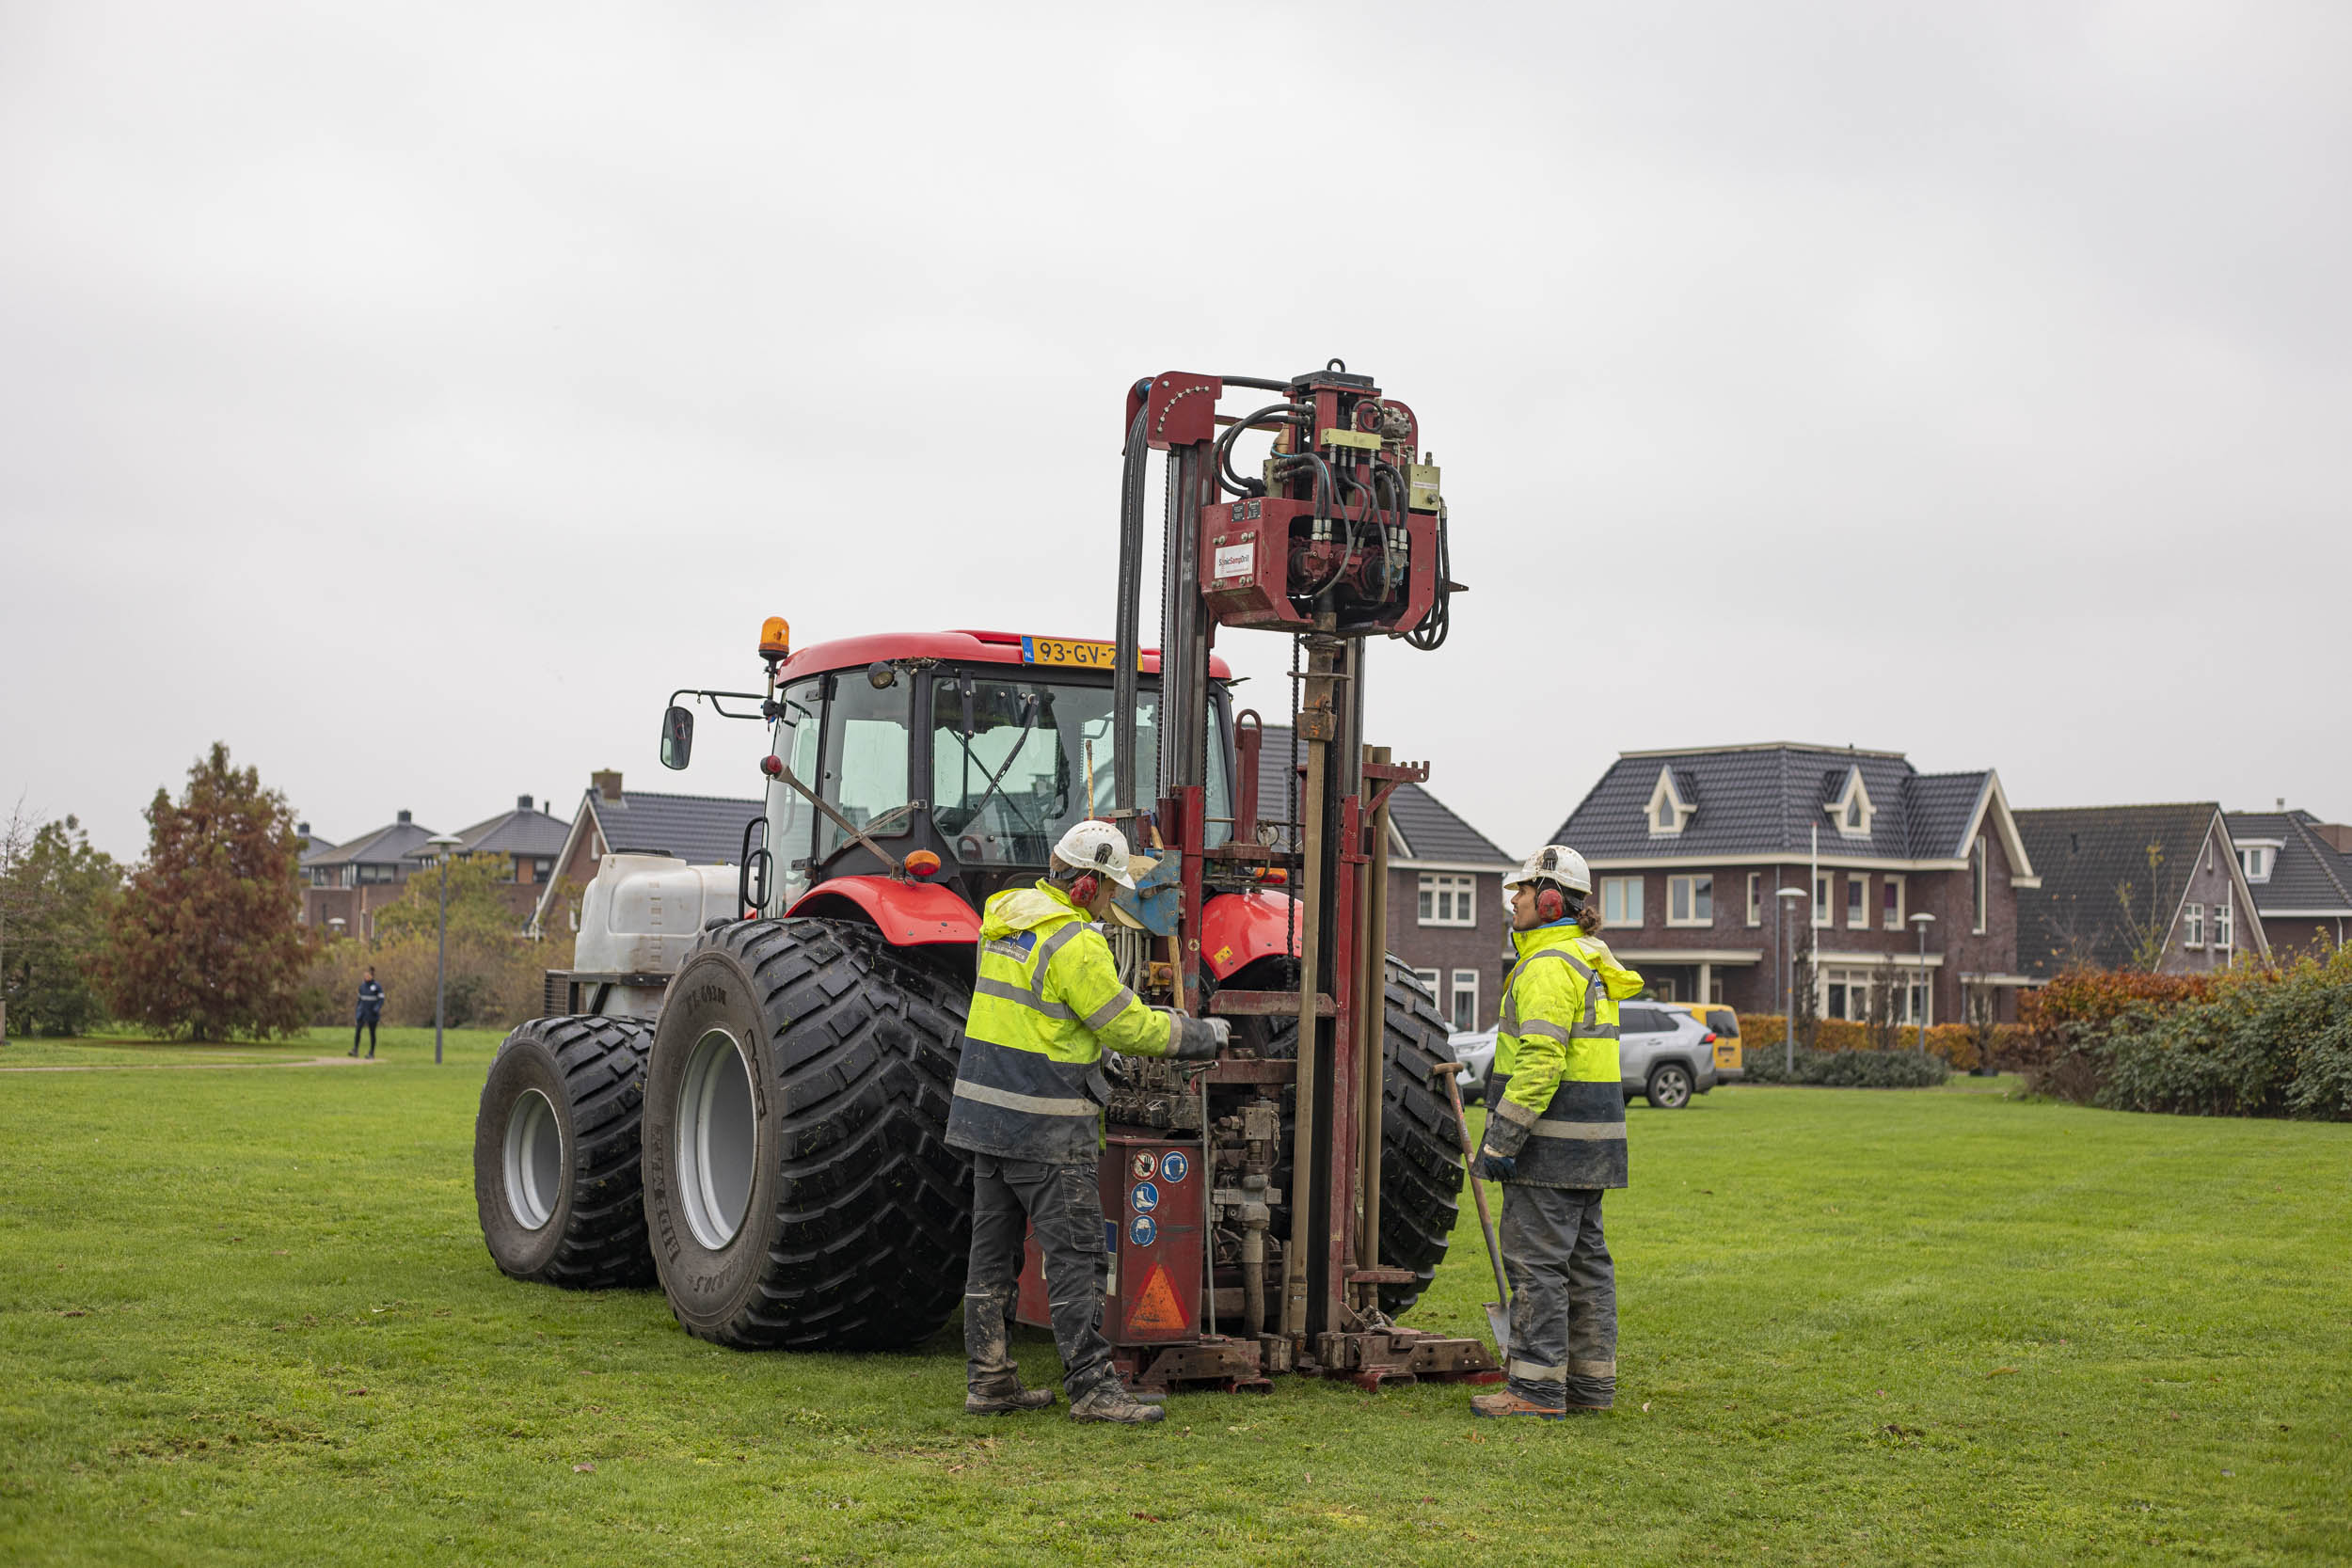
1619, 740, 1909, 761
2287, 816, 2352, 904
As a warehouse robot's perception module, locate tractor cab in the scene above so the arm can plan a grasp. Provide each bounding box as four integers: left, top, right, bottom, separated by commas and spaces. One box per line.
668, 628, 1238, 936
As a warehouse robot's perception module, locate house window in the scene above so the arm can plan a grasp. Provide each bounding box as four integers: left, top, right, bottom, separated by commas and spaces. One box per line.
1746, 872, 1762, 927
1645, 767, 1692, 834
1667, 875, 1713, 927
1601, 877, 1644, 927
2238, 845, 2276, 883
533, 857, 554, 882
2184, 903, 2204, 948
1450, 970, 1480, 1034
1417, 873, 1475, 927
1846, 874, 1868, 929
1412, 967, 1441, 1002
2215, 895, 2233, 955
1813, 869, 1832, 927
1882, 874, 1905, 930
1972, 835, 1989, 934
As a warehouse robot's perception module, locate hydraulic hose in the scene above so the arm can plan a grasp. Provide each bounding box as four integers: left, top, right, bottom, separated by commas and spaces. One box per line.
1214, 403, 1305, 498
1113, 398, 1149, 813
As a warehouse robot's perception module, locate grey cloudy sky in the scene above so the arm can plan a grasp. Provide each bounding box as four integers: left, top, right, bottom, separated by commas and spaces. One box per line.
4, 1, 2346, 863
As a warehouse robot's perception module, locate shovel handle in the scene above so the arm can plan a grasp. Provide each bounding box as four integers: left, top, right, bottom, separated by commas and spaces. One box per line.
1434, 1062, 1513, 1308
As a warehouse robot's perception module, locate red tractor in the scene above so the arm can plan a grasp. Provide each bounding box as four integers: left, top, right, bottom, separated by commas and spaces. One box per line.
476, 362, 1487, 1387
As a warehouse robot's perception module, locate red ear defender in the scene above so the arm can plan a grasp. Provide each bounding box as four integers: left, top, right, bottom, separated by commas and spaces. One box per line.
1537, 884, 1565, 923
1071, 874, 1101, 908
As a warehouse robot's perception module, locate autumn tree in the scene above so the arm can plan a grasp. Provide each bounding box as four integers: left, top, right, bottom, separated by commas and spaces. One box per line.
0, 814, 121, 1037
98, 743, 310, 1040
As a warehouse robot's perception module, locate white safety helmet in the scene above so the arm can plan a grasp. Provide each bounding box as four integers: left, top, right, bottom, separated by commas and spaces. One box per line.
1053, 820, 1140, 890
1503, 844, 1592, 896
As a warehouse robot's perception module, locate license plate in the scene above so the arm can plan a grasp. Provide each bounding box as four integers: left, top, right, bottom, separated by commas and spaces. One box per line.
1022, 636, 1120, 669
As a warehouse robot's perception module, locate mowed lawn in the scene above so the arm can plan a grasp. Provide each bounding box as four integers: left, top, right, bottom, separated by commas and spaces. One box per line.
2, 1028, 2347, 1566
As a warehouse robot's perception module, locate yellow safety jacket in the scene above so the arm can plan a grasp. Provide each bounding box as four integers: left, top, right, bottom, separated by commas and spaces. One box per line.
944, 879, 1176, 1164
1486, 921, 1644, 1189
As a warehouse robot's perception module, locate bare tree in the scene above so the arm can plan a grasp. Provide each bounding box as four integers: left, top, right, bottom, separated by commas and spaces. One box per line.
1866, 963, 1905, 1053
1790, 927, 1820, 1049
0, 797, 42, 1046
2114, 838, 2187, 974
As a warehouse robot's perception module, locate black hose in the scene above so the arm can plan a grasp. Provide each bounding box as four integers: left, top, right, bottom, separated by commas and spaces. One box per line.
1214, 404, 1305, 498
1221, 374, 1292, 392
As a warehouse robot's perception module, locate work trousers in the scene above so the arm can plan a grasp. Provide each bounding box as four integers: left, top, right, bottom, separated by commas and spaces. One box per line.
353, 1015, 378, 1053
962, 1154, 1114, 1399
1501, 1184, 1616, 1410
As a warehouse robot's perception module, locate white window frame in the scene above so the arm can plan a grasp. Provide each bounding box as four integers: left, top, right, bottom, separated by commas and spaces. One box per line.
1666, 874, 1714, 927
1972, 834, 1990, 935
1417, 872, 1476, 928
1828, 767, 1876, 840
1846, 872, 1869, 929
2184, 902, 2203, 948
1813, 869, 1833, 927
1449, 969, 1480, 1034
1746, 871, 1762, 927
1413, 967, 1441, 1000
2238, 843, 2279, 884
1645, 767, 1693, 835
2215, 895, 2233, 956
1601, 876, 1644, 927
1882, 873, 1905, 931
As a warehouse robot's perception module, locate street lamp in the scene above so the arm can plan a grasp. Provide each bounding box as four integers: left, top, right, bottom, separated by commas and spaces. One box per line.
426, 832, 464, 1065
1776, 887, 1808, 1074
1910, 911, 1937, 1054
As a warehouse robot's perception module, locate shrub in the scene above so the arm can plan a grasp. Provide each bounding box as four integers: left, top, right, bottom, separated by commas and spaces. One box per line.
1740, 1040, 1949, 1088
1738, 1015, 2023, 1074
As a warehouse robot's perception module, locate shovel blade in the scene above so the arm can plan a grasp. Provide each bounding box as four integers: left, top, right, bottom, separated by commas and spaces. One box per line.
1486, 1301, 1511, 1359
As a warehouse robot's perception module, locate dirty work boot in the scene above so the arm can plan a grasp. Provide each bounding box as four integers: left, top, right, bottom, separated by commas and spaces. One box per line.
964, 1383, 1057, 1416
1070, 1382, 1165, 1425
1470, 1390, 1566, 1421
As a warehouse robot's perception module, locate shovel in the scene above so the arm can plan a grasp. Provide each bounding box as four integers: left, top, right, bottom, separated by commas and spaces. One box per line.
1435, 1061, 1511, 1359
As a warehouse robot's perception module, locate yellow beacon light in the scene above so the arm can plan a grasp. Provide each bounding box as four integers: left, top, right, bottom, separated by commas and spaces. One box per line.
758, 616, 791, 661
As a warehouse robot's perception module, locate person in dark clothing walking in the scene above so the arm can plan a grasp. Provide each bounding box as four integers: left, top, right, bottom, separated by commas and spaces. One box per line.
352, 968, 385, 1057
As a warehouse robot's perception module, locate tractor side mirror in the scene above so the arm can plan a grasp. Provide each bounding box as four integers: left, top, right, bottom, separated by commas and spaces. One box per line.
660, 705, 694, 769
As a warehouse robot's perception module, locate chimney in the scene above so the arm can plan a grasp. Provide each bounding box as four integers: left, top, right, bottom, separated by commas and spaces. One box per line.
398, 809, 413, 825
593, 770, 624, 803
297, 820, 311, 838
517, 794, 533, 812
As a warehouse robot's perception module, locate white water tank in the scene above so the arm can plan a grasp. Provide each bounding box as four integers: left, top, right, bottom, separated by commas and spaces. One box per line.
573, 853, 740, 978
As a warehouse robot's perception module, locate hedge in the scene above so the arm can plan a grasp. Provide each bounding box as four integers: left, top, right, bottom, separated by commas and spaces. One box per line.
2017, 947, 2352, 1120
1737, 1014, 2026, 1072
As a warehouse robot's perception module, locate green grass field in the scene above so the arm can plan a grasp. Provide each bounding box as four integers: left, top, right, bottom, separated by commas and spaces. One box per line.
2, 1025, 2346, 1565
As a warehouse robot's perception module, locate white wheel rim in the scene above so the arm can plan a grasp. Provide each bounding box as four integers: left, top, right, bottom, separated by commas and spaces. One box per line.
676, 1028, 757, 1250
503, 1089, 563, 1230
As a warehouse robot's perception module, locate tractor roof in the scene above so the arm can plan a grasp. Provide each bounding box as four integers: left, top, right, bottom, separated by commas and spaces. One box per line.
778, 629, 1233, 682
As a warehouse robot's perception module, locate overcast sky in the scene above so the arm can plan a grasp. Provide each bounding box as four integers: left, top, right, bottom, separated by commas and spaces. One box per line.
4, 1, 2346, 866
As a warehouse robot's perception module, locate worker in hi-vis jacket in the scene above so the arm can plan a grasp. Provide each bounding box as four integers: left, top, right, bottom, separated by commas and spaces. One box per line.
945, 820, 1226, 1426
1470, 845, 1644, 1419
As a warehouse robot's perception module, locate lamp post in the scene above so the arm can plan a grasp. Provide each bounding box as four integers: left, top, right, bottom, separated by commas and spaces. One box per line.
426, 833, 464, 1065
1776, 886, 1808, 1074
1910, 911, 1936, 1054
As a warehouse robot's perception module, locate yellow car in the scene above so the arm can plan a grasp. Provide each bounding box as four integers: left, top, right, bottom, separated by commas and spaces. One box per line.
1667, 1003, 1744, 1081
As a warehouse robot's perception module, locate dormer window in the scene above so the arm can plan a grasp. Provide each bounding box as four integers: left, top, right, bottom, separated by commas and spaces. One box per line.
1826, 767, 1876, 840
2236, 842, 2280, 884
1645, 767, 1694, 835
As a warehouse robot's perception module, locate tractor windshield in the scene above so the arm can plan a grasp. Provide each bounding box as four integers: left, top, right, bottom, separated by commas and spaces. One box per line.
930, 674, 1230, 868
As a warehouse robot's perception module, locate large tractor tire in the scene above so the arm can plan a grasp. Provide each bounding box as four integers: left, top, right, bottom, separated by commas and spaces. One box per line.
474, 1015, 658, 1290
1245, 958, 1465, 1318
640, 917, 973, 1351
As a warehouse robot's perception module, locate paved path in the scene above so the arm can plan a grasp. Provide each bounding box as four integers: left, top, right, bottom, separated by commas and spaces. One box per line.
0, 1055, 386, 1073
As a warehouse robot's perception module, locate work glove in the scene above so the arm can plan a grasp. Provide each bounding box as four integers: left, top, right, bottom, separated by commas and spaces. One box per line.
1472, 1146, 1518, 1181
1474, 1105, 1533, 1180
1168, 1014, 1231, 1061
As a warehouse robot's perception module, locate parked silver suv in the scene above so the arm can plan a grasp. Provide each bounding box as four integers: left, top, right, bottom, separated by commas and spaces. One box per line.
1450, 1002, 1717, 1111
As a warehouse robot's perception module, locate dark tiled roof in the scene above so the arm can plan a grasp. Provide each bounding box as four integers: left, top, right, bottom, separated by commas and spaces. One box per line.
453, 802, 573, 859
2013, 804, 2221, 977
301, 819, 440, 869
1245, 727, 1510, 865
2224, 809, 2352, 914
590, 790, 762, 864
1550, 744, 1994, 862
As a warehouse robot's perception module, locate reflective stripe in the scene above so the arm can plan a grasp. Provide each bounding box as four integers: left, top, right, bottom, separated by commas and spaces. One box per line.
1568, 1022, 1620, 1039
1515, 1019, 1570, 1045
1531, 1119, 1629, 1141
974, 975, 1076, 1020
952, 1079, 1099, 1118
1081, 986, 1139, 1032
1032, 922, 1082, 991
1508, 1357, 1566, 1383
1568, 1358, 1617, 1378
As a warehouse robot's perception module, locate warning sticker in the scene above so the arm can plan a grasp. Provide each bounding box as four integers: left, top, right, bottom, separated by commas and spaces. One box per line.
1125, 1261, 1189, 1336
1213, 542, 1254, 580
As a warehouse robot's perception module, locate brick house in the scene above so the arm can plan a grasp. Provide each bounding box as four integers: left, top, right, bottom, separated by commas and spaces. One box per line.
2223, 805, 2352, 958
1252, 728, 1516, 1033
532, 771, 763, 934
300, 809, 439, 939
449, 795, 574, 927
2013, 804, 2269, 977
1549, 743, 2041, 1024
